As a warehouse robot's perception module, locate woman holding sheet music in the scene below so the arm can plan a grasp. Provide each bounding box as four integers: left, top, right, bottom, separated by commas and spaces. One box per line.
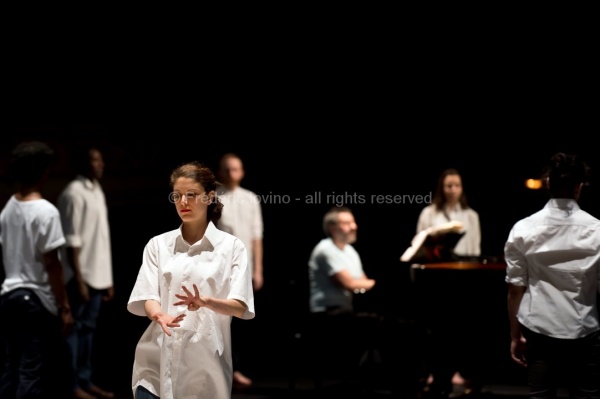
416, 168, 482, 398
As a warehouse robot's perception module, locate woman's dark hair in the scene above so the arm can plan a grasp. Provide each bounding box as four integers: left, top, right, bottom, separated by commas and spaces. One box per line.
432, 168, 469, 211
170, 161, 223, 224
543, 152, 590, 199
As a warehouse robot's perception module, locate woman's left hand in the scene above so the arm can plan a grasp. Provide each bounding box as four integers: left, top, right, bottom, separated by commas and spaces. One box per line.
174, 284, 206, 311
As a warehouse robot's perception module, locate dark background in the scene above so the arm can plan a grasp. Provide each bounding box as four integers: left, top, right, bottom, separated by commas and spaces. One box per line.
1, 122, 598, 394
2, 38, 598, 391
1, 13, 596, 396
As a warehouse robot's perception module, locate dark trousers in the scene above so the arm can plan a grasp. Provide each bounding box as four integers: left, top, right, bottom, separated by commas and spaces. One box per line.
522, 325, 600, 399
0, 288, 70, 399
66, 279, 104, 391
231, 315, 248, 374
136, 385, 160, 399
308, 308, 364, 387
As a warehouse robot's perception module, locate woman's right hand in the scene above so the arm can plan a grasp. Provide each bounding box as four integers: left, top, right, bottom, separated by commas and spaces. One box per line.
152, 311, 186, 336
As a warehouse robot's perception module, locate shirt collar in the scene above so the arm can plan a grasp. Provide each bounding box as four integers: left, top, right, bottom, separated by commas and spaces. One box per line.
75, 174, 98, 190
545, 198, 581, 213
173, 221, 220, 253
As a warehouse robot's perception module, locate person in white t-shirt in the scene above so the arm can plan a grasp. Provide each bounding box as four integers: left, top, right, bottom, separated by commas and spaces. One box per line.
307, 206, 376, 389
0, 141, 73, 399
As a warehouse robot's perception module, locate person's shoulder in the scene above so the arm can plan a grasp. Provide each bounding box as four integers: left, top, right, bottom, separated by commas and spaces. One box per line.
208, 222, 245, 244
509, 210, 542, 232
217, 227, 244, 243
146, 228, 179, 245
313, 238, 333, 251
43, 199, 60, 211
466, 206, 480, 217
577, 209, 600, 225
238, 186, 259, 197
419, 204, 435, 215
309, 238, 329, 258
346, 243, 360, 254
34, 199, 62, 222
58, 177, 85, 196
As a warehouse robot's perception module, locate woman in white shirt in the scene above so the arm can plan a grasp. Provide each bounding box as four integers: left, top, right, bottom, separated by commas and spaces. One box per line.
416, 168, 481, 258
416, 168, 482, 398
127, 162, 255, 399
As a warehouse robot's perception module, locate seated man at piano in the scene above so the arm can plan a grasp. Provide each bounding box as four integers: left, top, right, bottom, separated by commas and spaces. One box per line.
414, 168, 482, 398
307, 206, 376, 389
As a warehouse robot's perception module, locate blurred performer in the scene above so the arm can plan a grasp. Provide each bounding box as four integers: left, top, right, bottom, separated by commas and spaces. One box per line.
416, 168, 482, 398
308, 206, 376, 389
506, 152, 600, 399
216, 153, 263, 389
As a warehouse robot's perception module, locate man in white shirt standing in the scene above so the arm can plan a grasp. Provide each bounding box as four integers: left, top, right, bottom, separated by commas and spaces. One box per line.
57, 145, 114, 399
216, 153, 263, 389
505, 152, 600, 399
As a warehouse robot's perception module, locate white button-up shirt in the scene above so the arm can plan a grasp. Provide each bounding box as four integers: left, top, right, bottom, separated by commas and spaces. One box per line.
57, 175, 113, 289
128, 222, 255, 399
215, 186, 263, 273
417, 204, 481, 257
505, 198, 600, 339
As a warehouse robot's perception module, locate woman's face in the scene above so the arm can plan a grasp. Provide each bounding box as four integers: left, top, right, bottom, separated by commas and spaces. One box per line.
171, 177, 213, 224
443, 174, 463, 205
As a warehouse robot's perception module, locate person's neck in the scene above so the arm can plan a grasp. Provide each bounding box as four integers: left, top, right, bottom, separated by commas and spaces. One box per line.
182, 221, 209, 244
15, 186, 43, 201
224, 183, 240, 191
81, 172, 96, 181
332, 239, 347, 250
445, 200, 459, 210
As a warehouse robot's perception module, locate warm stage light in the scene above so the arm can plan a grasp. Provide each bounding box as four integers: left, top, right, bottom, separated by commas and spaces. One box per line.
525, 179, 543, 190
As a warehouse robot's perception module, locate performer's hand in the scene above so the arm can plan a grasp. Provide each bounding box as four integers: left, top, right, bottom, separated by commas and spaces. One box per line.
174, 284, 207, 311
153, 312, 186, 336
510, 336, 527, 367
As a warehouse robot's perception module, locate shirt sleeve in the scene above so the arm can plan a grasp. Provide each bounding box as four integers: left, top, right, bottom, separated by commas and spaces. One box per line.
470, 209, 482, 256
417, 206, 431, 234
127, 237, 161, 316
505, 226, 528, 286
251, 198, 263, 240
58, 190, 84, 248
315, 245, 347, 276
38, 207, 66, 254
227, 239, 255, 319
597, 258, 600, 294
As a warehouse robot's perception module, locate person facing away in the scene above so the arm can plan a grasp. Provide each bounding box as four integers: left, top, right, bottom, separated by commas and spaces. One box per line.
57, 145, 114, 399
0, 141, 74, 399
215, 152, 263, 389
127, 161, 255, 399
307, 206, 376, 386
417, 168, 481, 259
416, 168, 481, 397
505, 152, 600, 399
